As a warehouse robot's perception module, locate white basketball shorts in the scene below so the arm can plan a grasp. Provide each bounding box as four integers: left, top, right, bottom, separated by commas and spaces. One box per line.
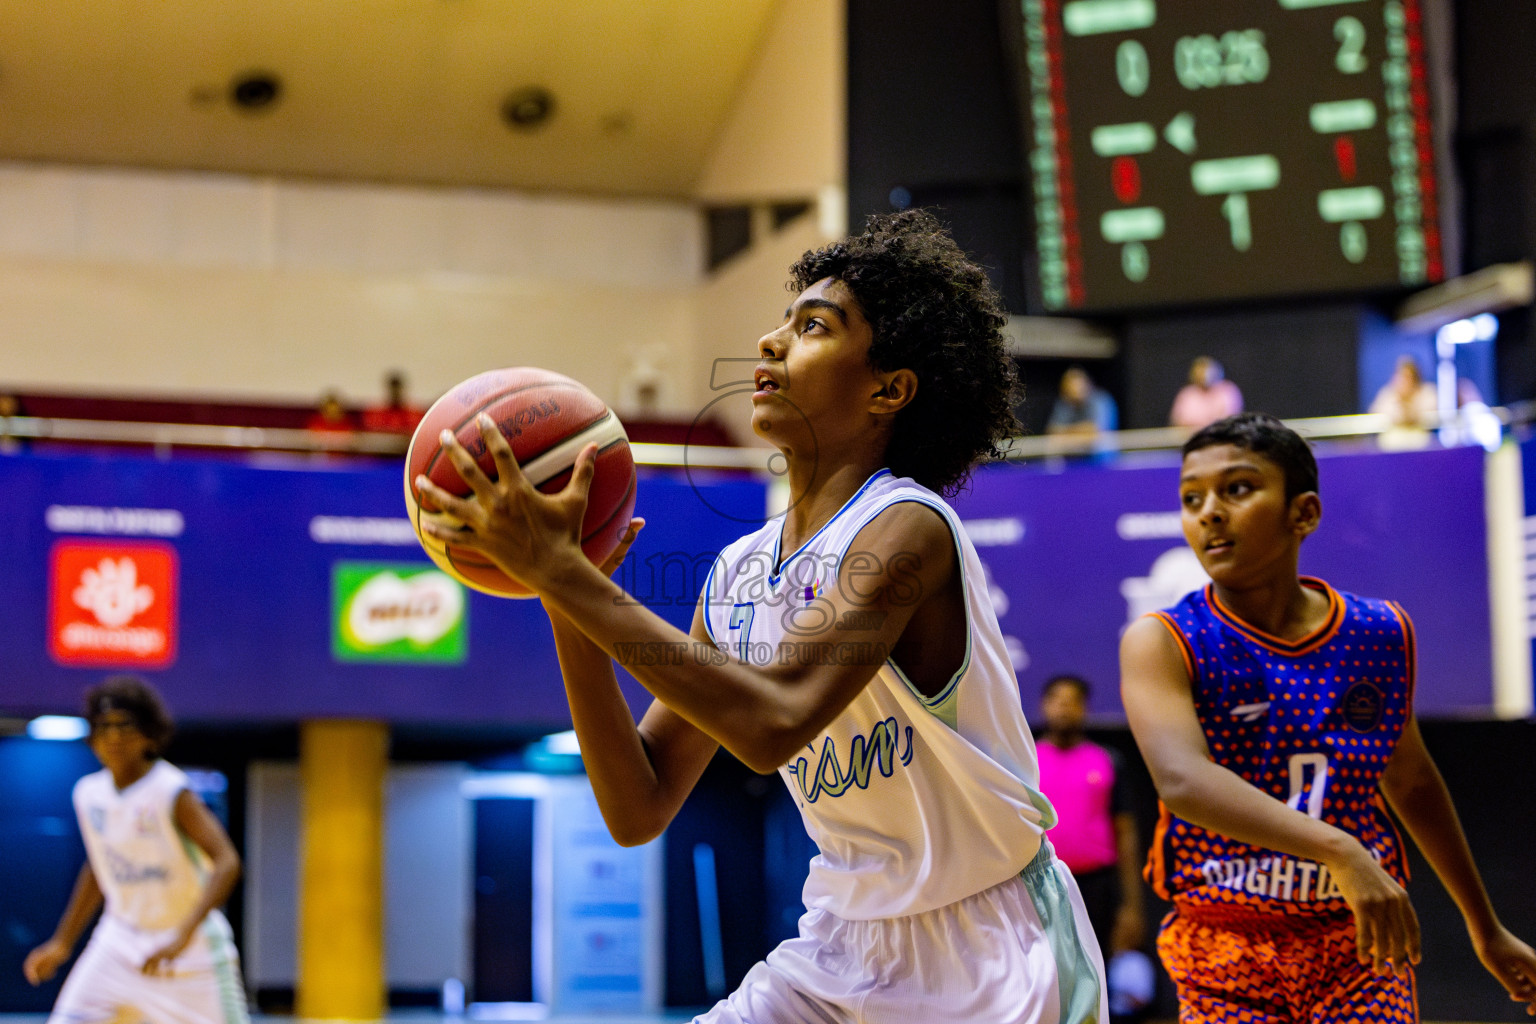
47, 913, 250, 1024
695, 843, 1108, 1024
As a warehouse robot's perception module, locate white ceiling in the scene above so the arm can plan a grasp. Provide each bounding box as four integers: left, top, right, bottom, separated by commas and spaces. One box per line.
0, 0, 783, 197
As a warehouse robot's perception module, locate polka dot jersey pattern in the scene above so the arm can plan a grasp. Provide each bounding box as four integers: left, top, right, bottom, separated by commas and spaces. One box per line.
1145, 578, 1414, 916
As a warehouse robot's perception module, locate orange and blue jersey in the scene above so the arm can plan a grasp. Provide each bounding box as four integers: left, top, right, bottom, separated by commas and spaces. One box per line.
1145, 578, 1414, 917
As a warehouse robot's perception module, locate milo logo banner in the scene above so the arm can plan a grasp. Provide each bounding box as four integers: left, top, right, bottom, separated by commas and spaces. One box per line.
332, 563, 466, 664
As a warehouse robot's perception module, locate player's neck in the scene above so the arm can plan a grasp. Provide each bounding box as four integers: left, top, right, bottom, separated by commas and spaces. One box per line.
107, 758, 154, 791
1044, 729, 1084, 749
1211, 575, 1328, 642
779, 455, 888, 556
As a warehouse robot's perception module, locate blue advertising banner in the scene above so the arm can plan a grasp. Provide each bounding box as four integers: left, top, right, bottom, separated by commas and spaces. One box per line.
1, 443, 1498, 723
950, 445, 1494, 717
0, 448, 765, 726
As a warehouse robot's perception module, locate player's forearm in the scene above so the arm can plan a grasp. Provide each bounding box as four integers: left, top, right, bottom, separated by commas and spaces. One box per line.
547, 609, 688, 844
1385, 768, 1500, 941
178, 857, 240, 937
538, 561, 821, 771
50, 864, 103, 948
60, 867, 103, 938
1156, 756, 1362, 867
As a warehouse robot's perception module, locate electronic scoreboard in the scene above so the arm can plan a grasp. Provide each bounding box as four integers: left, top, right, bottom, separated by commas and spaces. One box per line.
1013, 0, 1443, 312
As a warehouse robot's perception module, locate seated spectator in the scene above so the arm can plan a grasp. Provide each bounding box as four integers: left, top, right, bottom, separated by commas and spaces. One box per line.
306, 390, 355, 445
1169, 356, 1242, 429
1047, 366, 1118, 438
0, 393, 23, 453
1369, 355, 1440, 450
360, 370, 425, 435
1370, 355, 1438, 429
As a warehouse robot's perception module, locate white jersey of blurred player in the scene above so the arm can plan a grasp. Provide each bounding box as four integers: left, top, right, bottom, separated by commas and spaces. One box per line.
50, 760, 249, 1024
700, 469, 1107, 1024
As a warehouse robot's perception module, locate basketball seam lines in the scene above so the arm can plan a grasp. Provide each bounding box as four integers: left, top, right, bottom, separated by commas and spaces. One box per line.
419, 382, 607, 483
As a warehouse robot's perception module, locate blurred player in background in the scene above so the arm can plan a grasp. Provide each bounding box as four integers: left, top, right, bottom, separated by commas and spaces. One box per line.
23, 676, 250, 1024
1120, 412, 1536, 1023
417, 209, 1108, 1023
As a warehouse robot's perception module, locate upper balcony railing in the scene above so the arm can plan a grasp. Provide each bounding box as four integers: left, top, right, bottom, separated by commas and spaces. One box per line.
0, 401, 1528, 470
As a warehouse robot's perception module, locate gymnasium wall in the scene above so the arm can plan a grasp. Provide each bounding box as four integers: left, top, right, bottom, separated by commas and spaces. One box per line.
0, 0, 845, 437
0, 166, 702, 411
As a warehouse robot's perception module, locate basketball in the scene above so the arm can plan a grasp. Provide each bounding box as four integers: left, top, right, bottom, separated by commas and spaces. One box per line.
404, 367, 637, 597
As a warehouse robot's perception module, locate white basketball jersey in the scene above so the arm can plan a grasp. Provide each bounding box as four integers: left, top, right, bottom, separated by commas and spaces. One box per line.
74, 760, 211, 933
703, 469, 1055, 920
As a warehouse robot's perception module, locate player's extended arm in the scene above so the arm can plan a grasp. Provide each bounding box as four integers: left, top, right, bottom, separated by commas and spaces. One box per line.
1380, 716, 1536, 1014
1120, 615, 1420, 973
418, 420, 953, 774
22, 861, 102, 985
140, 789, 242, 975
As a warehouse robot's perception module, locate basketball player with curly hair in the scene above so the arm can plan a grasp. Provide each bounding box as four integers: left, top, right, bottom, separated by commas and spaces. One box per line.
416, 209, 1108, 1023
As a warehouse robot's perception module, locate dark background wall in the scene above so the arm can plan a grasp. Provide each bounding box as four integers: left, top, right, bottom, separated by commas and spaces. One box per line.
1456, 1, 1536, 405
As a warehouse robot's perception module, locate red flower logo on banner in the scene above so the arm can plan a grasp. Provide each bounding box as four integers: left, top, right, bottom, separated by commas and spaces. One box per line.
49, 541, 178, 668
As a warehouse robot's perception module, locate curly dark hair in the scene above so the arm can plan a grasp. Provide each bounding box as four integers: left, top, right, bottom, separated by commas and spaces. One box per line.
788, 209, 1020, 495
1183, 412, 1319, 500
84, 675, 175, 756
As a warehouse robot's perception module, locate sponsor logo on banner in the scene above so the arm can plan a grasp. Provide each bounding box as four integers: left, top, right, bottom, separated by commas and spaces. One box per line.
49, 541, 178, 668
332, 562, 467, 663
1120, 546, 1210, 625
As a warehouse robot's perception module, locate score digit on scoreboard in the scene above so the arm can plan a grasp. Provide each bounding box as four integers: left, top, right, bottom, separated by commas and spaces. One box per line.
1016, 0, 1443, 312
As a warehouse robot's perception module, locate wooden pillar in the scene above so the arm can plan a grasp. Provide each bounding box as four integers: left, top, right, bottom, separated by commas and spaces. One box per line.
297, 719, 387, 1019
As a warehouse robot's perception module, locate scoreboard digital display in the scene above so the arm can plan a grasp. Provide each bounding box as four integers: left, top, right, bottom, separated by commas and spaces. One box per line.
1014, 0, 1443, 312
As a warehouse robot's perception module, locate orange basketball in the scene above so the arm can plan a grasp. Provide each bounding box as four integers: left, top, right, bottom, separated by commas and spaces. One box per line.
404, 367, 636, 597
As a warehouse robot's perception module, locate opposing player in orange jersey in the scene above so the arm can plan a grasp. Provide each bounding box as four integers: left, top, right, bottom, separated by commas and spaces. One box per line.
1120, 413, 1536, 1022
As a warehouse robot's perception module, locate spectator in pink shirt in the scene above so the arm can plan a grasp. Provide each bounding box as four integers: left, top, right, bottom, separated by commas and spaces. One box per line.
1035, 675, 1146, 968
1169, 356, 1243, 429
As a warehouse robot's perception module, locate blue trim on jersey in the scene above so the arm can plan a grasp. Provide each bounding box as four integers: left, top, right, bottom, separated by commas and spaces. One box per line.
699, 558, 719, 644
768, 468, 892, 586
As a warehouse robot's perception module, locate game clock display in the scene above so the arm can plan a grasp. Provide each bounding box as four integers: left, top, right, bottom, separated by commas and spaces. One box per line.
1015, 0, 1443, 312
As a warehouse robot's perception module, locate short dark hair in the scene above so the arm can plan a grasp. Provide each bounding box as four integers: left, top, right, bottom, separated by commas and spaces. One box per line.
788, 209, 1021, 496
1042, 673, 1092, 701
1183, 412, 1319, 500
84, 676, 174, 755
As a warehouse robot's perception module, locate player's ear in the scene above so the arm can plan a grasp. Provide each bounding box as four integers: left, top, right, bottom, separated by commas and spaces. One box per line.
1291, 491, 1322, 539
870, 368, 918, 415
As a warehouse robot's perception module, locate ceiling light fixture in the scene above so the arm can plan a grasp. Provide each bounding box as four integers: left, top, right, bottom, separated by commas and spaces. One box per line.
230, 72, 282, 112
501, 86, 555, 130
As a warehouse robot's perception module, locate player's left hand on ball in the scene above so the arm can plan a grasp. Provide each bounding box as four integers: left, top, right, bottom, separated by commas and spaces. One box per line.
1473, 926, 1536, 1015
597, 518, 645, 578
415, 414, 598, 591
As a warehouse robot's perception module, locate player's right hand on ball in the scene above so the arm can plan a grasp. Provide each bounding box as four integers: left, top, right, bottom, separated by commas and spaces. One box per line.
22, 939, 69, 985
1329, 841, 1421, 974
